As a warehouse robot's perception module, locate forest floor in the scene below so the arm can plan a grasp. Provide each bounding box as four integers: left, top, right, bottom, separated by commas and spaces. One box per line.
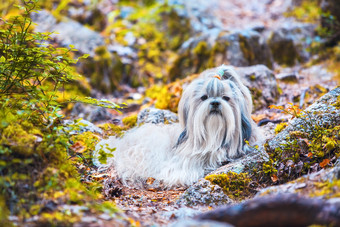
89, 1, 339, 226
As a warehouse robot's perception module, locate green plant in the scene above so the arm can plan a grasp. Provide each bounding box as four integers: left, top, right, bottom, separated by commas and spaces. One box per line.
0, 1, 122, 225
285, 0, 321, 23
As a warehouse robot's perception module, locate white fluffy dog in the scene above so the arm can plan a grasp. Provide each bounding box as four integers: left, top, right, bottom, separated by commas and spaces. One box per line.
94, 65, 261, 188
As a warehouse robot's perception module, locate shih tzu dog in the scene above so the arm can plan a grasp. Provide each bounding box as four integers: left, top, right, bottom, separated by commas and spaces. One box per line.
94, 65, 261, 188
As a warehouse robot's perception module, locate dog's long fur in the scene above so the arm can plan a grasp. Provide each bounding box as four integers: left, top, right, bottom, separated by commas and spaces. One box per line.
94, 65, 261, 188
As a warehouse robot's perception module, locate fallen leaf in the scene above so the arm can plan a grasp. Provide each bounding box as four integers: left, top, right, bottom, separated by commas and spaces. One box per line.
251, 114, 267, 123
302, 139, 310, 146
146, 177, 155, 185
319, 159, 330, 168
271, 174, 278, 183
307, 152, 313, 158
70, 141, 86, 153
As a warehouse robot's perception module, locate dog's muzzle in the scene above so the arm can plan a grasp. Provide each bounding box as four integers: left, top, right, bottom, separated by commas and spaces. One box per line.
210, 100, 221, 114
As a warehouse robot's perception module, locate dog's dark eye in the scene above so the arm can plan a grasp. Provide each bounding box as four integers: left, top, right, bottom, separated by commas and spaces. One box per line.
222, 96, 230, 101
201, 95, 208, 101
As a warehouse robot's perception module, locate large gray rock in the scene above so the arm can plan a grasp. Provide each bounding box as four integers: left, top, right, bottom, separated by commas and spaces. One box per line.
31, 10, 129, 94
70, 103, 114, 123
263, 86, 340, 183
171, 219, 234, 227
64, 119, 103, 135
137, 108, 179, 125
267, 86, 340, 153
177, 179, 232, 207
169, 0, 224, 33
170, 29, 273, 80
31, 10, 105, 56
257, 162, 340, 197
267, 23, 316, 66
235, 65, 279, 109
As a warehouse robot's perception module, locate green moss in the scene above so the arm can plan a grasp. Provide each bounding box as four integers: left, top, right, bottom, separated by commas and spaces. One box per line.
308, 179, 340, 199
207, 40, 229, 68
249, 87, 263, 109
205, 172, 254, 200
268, 35, 298, 66
239, 34, 255, 64
145, 82, 182, 112
98, 123, 127, 138
332, 95, 340, 109
122, 114, 138, 128
284, 0, 321, 23
274, 122, 288, 134
193, 41, 209, 55
0, 196, 11, 227
105, 1, 193, 85
0, 123, 39, 156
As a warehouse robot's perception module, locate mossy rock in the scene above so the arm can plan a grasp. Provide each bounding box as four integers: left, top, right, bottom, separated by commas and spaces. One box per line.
169, 30, 273, 81
264, 87, 340, 184
267, 24, 315, 66
79, 46, 126, 94
0, 123, 40, 156
205, 172, 254, 200
268, 31, 298, 66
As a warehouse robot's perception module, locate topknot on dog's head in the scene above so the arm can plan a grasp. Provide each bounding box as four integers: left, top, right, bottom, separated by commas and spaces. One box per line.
201, 65, 238, 80
210, 64, 239, 81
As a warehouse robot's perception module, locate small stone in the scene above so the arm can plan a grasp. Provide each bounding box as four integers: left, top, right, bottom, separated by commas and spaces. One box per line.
170, 219, 234, 227
81, 216, 98, 223
276, 72, 298, 82
137, 108, 178, 125
99, 213, 113, 221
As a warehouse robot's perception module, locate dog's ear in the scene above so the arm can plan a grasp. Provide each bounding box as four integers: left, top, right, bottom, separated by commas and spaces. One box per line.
241, 110, 252, 144
181, 100, 189, 127
176, 129, 188, 147
227, 79, 252, 146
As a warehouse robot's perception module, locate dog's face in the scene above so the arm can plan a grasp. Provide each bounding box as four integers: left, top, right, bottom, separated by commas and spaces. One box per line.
176, 77, 239, 154
176, 65, 253, 159
194, 77, 235, 117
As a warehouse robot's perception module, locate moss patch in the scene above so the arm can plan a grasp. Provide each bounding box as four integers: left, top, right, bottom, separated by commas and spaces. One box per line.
122, 114, 138, 128
308, 179, 340, 199
274, 122, 288, 134
284, 0, 321, 23
239, 34, 255, 64
205, 172, 256, 200
333, 95, 340, 108
249, 87, 263, 109
268, 35, 298, 66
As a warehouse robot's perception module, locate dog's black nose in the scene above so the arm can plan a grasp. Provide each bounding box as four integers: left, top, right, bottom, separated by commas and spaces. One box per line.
210, 101, 220, 108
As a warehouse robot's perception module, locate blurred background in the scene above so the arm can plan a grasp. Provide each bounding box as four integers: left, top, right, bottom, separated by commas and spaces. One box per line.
2, 0, 339, 122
